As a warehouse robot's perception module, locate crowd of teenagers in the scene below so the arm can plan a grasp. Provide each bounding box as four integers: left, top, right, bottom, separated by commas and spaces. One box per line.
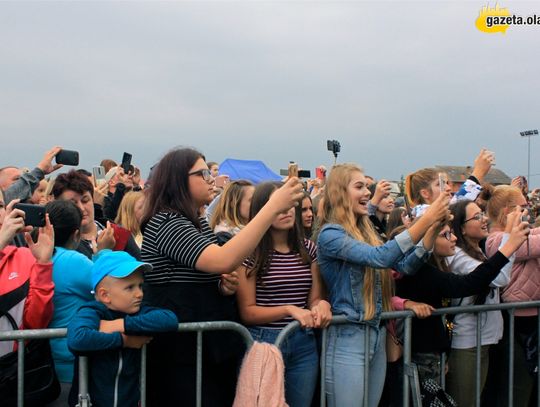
1, 145, 539, 407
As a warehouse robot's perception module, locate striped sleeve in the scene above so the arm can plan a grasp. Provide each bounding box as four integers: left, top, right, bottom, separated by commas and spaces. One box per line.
156, 215, 213, 269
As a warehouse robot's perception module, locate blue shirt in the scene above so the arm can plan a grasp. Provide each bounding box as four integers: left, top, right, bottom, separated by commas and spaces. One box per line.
49, 247, 94, 382
317, 224, 427, 326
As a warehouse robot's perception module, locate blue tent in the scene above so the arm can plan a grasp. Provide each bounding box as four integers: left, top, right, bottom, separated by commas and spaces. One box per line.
219, 158, 281, 184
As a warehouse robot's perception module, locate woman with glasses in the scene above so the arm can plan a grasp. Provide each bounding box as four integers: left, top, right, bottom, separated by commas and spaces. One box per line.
484, 185, 540, 407
445, 199, 530, 407
140, 148, 304, 407
393, 207, 528, 392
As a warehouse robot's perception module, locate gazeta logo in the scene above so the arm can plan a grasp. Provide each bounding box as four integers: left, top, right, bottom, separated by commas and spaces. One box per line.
476, 3, 511, 34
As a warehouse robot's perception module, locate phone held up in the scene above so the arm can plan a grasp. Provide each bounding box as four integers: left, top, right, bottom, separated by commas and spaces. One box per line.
121, 152, 133, 174
13, 203, 46, 227
93, 166, 106, 187
438, 173, 447, 194
55, 149, 79, 166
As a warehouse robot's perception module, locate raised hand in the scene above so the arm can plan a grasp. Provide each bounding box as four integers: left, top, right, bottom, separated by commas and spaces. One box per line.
471, 148, 495, 182
371, 179, 392, 206
37, 146, 63, 175
0, 199, 32, 249
268, 177, 304, 214
26, 213, 54, 264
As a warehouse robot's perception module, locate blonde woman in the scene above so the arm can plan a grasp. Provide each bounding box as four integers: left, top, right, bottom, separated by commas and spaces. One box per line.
210, 180, 254, 245
485, 185, 540, 407
115, 191, 145, 247
317, 163, 449, 407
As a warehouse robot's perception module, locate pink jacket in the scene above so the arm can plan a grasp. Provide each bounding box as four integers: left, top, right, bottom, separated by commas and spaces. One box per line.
486, 228, 540, 316
233, 341, 288, 407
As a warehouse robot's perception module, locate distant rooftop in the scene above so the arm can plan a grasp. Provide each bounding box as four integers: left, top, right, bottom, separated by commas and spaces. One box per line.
435, 165, 511, 185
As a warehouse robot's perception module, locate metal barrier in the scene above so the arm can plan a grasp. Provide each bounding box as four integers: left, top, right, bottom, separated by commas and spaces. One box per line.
3, 302, 540, 407
0, 321, 253, 407
274, 300, 540, 407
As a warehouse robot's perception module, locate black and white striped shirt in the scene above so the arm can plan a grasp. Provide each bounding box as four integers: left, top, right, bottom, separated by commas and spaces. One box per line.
141, 212, 219, 285
245, 239, 317, 329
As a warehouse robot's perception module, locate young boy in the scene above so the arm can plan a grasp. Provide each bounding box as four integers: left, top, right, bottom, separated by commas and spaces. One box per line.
67, 250, 178, 407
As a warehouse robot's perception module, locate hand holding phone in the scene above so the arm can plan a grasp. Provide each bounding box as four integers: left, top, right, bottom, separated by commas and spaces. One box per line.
13, 203, 46, 227
288, 163, 299, 178
93, 166, 106, 187
438, 173, 447, 194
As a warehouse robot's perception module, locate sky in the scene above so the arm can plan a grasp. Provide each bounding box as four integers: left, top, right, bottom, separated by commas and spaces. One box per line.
1, 1, 539, 185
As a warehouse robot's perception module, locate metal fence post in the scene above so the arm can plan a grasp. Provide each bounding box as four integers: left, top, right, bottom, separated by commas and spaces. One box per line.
320, 328, 327, 407
475, 312, 482, 407
17, 339, 25, 407
508, 309, 515, 407
140, 344, 147, 407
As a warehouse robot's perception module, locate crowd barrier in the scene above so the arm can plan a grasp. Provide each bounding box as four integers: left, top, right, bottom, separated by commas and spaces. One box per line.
2, 301, 540, 407
275, 300, 540, 407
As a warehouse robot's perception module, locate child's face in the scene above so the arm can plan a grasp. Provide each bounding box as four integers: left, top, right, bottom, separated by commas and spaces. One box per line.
103, 271, 144, 314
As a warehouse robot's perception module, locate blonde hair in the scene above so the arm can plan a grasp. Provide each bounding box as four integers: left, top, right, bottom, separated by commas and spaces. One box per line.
320, 163, 393, 320
486, 185, 523, 228
210, 180, 253, 230
405, 168, 438, 206
115, 191, 145, 245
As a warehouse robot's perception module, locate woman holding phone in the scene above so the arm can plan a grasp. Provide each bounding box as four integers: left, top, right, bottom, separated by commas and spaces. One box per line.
317, 163, 449, 407
141, 147, 303, 406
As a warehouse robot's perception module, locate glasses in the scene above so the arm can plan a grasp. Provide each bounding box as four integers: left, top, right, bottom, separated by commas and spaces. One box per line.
438, 231, 453, 241
188, 169, 213, 182
463, 212, 486, 223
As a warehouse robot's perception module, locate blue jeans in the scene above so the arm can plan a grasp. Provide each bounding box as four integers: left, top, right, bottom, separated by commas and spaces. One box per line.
325, 323, 386, 407
248, 326, 319, 407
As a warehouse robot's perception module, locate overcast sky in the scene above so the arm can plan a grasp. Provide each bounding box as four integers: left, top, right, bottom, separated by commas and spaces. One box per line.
1, 1, 539, 185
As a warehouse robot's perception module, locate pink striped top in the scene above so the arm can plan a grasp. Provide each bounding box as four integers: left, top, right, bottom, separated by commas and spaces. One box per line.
244, 239, 317, 329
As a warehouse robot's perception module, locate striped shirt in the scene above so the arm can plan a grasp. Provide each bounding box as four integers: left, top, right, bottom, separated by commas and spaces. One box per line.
245, 239, 317, 329
141, 212, 219, 285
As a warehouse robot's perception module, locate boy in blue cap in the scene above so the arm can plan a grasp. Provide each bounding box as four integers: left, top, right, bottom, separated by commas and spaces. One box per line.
66, 250, 178, 407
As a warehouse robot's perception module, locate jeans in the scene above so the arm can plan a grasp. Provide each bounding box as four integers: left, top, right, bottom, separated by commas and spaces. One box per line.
248, 326, 319, 407
325, 323, 386, 407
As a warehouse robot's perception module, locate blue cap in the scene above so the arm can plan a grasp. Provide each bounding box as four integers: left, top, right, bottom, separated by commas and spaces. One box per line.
91, 250, 152, 293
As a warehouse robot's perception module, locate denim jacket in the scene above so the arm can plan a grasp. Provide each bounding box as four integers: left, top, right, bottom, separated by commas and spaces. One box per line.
317, 223, 428, 326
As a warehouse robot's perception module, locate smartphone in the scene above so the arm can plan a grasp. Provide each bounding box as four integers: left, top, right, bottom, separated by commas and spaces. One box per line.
288, 162, 299, 178
55, 149, 79, 166
13, 203, 46, 227
438, 173, 447, 194
105, 167, 118, 183
121, 152, 132, 174
93, 166, 106, 187
316, 167, 326, 180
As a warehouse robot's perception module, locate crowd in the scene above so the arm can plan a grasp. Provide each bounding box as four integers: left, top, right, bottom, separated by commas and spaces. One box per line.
0, 145, 538, 407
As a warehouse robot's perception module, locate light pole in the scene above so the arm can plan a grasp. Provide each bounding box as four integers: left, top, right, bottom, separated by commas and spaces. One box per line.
520, 129, 538, 188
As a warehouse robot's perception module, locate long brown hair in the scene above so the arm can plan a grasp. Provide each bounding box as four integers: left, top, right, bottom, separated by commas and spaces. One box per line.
210, 180, 253, 230
246, 182, 310, 281
405, 168, 438, 206
141, 148, 205, 231
320, 163, 393, 320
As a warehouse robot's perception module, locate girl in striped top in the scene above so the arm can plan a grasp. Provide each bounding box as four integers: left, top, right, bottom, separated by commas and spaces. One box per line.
237, 181, 332, 407
140, 148, 304, 407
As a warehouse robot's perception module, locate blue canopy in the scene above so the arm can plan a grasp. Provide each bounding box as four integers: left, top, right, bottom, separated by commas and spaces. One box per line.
219, 158, 281, 184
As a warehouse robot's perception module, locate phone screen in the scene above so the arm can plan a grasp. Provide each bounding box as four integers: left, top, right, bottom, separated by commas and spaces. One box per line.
438, 174, 447, 194
121, 152, 132, 174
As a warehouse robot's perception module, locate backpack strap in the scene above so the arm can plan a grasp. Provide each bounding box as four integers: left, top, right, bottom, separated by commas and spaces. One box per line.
0, 279, 30, 330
